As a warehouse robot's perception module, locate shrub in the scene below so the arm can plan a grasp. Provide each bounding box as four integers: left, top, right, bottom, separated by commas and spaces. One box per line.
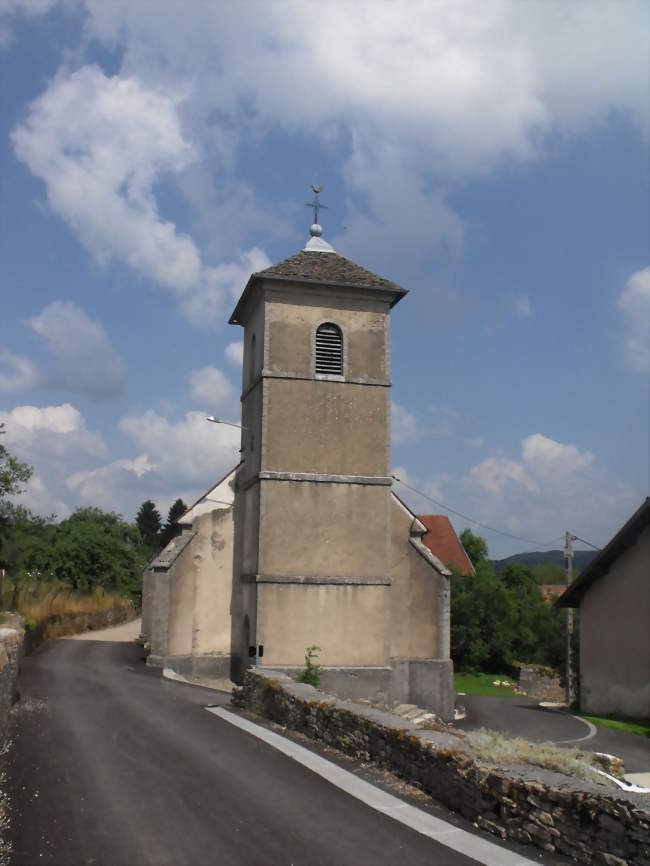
296, 645, 322, 688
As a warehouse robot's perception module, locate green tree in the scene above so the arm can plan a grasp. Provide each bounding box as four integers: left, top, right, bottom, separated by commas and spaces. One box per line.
0, 507, 54, 575
459, 528, 488, 568
136, 499, 162, 550
0, 424, 32, 501
160, 498, 188, 548
46, 507, 146, 598
0, 425, 34, 592
530, 562, 566, 585
451, 558, 517, 671
451, 533, 567, 673
0, 423, 33, 525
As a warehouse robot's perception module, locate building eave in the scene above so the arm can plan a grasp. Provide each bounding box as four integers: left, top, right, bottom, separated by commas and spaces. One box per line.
556, 497, 650, 608
229, 271, 407, 326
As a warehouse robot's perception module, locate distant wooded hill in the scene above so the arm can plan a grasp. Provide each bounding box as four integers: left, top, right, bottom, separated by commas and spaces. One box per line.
492, 549, 598, 582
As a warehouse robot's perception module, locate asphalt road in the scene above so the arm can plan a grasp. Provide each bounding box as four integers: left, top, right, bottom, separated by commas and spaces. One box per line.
7, 639, 487, 866
455, 695, 650, 773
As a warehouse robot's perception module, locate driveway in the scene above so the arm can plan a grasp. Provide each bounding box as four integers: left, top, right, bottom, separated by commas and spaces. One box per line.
455, 695, 650, 775
6, 635, 544, 866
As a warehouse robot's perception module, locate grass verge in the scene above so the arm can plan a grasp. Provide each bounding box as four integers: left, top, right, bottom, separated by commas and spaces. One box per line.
3, 578, 136, 649
578, 713, 650, 738
454, 671, 519, 697
465, 727, 605, 784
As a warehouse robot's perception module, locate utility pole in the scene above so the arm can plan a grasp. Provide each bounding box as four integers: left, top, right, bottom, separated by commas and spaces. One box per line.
564, 530, 574, 705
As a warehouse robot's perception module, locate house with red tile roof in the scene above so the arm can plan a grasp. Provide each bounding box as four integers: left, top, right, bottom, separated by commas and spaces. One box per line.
418, 515, 475, 576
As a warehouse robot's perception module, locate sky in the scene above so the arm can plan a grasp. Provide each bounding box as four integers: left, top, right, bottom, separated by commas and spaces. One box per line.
0, 0, 648, 559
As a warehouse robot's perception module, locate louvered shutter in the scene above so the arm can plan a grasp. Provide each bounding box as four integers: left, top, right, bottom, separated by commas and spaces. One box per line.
315, 323, 343, 375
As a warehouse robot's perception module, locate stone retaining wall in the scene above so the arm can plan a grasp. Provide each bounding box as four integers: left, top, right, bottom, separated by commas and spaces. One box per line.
0, 616, 24, 742
234, 670, 650, 865
518, 664, 565, 703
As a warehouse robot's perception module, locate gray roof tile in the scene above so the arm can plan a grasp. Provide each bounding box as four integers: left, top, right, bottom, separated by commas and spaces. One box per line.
257, 250, 405, 294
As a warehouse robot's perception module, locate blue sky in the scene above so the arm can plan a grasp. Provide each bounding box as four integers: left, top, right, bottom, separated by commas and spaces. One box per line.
1, 1, 648, 558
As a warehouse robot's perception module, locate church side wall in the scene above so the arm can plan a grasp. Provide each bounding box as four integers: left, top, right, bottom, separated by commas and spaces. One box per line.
165, 509, 236, 661
148, 570, 171, 661
259, 480, 389, 578
258, 582, 390, 667
579, 524, 650, 718
266, 292, 389, 381
265, 378, 388, 476
190, 508, 235, 656
389, 497, 448, 660
166, 550, 195, 658
141, 568, 154, 641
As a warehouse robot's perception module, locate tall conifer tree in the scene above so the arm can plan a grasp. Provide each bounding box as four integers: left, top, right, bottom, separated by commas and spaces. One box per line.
136, 500, 162, 549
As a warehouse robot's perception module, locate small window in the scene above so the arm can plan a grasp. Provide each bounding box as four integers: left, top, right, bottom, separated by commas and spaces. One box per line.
315, 322, 343, 376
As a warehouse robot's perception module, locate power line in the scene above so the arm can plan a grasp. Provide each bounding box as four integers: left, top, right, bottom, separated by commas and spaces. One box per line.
571, 534, 601, 551
391, 474, 564, 549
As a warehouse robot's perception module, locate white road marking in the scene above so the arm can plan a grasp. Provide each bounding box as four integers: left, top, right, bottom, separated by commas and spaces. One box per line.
207, 706, 537, 866
553, 714, 598, 744
594, 769, 650, 793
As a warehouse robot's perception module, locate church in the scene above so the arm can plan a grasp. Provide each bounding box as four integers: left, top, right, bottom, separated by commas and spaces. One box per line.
141, 205, 455, 720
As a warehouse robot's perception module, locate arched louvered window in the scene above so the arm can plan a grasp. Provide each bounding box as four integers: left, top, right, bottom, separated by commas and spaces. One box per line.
315, 322, 343, 376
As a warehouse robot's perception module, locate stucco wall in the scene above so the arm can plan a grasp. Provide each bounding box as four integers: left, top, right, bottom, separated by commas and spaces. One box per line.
266, 291, 389, 381
258, 582, 390, 666
390, 496, 449, 660
264, 378, 389, 476
580, 523, 650, 717
141, 567, 154, 641
148, 569, 171, 659
259, 480, 390, 578
190, 508, 235, 655
167, 508, 235, 658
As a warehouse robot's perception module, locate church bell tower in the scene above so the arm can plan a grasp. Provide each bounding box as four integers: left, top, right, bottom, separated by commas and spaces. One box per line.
229, 193, 407, 675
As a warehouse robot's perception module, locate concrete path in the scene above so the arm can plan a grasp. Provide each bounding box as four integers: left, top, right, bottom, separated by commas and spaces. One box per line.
6, 638, 546, 866
456, 694, 650, 775
68, 615, 142, 641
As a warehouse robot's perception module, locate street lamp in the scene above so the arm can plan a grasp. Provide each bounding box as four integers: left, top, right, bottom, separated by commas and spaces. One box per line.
206, 416, 248, 430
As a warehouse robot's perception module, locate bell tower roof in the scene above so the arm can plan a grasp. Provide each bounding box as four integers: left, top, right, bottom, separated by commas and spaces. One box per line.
229, 248, 407, 325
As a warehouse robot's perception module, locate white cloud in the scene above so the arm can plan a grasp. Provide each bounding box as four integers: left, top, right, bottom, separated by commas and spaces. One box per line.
1, 301, 125, 398
464, 432, 638, 552
28, 300, 126, 398
119, 408, 240, 488
0, 402, 108, 519
225, 340, 244, 367
618, 266, 650, 374
0, 0, 60, 47
12, 65, 200, 286
180, 247, 270, 329
77, 2, 648, 180
16, 472, 71, 519
7, 3, 647, 329
391, 465, 447, 513
0, 349, 39, 392
55, 406, 241, 519
67, 454, 157, 512
11, 64, 267, 329
521, 433, 593, 473
188, 365, 237, 411
0, 402, 106, 456
469, 455, 538, 497
391, 401, 420, 446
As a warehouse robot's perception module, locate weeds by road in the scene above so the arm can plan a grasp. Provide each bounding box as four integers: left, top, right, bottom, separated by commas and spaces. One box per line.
578, 713, 650, 738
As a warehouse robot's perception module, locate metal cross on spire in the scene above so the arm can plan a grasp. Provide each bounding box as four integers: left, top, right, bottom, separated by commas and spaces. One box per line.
305, 184, 328, 227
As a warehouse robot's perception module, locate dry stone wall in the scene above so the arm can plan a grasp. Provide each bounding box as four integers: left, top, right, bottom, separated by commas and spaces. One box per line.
518, 664, 565, 703
234, 670, 650, 865
0, 616, 24, 742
